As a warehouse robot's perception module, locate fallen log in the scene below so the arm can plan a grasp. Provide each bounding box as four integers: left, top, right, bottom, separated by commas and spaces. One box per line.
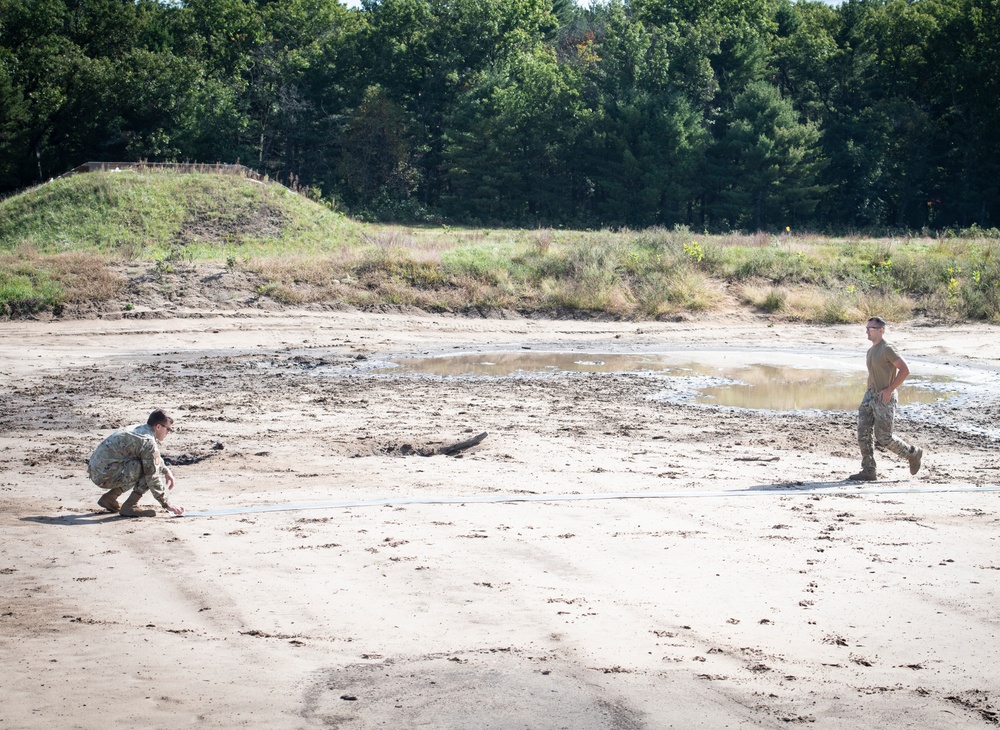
433, 432, 488, 456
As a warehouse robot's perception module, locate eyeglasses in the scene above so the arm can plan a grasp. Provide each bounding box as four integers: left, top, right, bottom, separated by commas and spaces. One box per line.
865, 326, 883, 331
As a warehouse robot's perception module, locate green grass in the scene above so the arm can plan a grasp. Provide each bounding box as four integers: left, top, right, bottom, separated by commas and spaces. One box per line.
2, 170, 999, 322
0, 248, 124, 316
0, 267, 62, 316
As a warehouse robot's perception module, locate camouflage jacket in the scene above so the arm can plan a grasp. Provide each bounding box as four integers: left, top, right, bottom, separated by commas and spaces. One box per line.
88, 423, 171, 507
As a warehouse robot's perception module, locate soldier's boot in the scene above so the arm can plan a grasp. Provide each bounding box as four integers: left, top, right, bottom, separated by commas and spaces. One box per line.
98, 487, 124, 513
848, 469, 877, 482
908, 447, 923, 475
119, 491, 156, 518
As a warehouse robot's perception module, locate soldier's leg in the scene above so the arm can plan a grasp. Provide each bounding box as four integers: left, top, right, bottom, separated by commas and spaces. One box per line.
873, 397, 912, 456
857, 393, 877, 473
97, 487, 123, 512
119, 472, 157, 518
873, 397, 923, 474
91, 460, 142, 512
119, 490, 156, 517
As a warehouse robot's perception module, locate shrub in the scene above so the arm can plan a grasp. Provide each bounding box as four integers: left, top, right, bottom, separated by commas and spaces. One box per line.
760, 288, 787, 313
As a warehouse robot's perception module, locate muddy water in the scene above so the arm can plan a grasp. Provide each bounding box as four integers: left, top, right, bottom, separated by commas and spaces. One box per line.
691, 364, 953, 410
377, 351, 961, 411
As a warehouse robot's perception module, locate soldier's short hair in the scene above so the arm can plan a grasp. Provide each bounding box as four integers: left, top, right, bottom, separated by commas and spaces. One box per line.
147, 409, 174, 428
867, 316, 887, 328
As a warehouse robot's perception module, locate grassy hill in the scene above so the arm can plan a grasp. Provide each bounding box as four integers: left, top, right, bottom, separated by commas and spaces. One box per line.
0, 168, 361, 256
1, 169, 998, 322
0, 168, 364, 317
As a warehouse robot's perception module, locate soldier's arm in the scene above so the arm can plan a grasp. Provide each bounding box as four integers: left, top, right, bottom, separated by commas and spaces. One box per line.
139, 439, 171, 508
882, 356, 910, 401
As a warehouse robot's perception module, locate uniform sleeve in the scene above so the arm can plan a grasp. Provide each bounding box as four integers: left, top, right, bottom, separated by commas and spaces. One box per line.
881, 343, 900, 365
139, 438, 171, 507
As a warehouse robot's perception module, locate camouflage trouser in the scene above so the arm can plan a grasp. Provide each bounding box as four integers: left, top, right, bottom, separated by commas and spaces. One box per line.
858, 389, 914, 472
88, 459, 152, 494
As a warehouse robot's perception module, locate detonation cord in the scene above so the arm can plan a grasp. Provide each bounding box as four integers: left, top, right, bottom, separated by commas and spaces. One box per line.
181, 483, 1000, 517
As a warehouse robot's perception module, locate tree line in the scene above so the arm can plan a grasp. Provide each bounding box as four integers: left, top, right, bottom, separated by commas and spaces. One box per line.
1, 0, 998, 231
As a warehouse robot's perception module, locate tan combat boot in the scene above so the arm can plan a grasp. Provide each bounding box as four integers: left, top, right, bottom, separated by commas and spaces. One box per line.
119, 491, 156, 518
98, 487, 124, 512
908, 447, 923, 475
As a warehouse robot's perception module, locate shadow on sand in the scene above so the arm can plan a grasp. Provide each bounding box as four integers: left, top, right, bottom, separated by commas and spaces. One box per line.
21, 511, 130, 526
745, 477, 907, 493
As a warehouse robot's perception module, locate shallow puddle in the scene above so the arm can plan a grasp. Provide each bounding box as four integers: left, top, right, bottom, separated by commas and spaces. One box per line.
378, 351, 960, 411
692, 364, 950, 410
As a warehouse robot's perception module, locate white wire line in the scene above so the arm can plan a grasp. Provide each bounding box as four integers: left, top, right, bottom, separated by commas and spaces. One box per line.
181, 483, 1000, 517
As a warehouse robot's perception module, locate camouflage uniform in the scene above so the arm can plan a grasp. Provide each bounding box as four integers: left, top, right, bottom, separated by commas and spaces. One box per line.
857, 339, 918, 473
88, 424, 172, 508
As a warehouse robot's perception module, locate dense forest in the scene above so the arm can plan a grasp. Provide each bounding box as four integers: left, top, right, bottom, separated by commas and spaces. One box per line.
1, 0, 998, 231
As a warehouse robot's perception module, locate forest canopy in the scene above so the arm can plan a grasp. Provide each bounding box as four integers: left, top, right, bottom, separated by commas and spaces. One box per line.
1, 0, 998, 231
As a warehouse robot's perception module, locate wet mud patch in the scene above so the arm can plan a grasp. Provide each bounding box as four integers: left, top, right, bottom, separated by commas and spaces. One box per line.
21, 445, 88, 468
163, 442, 225, 466
946, 690, 999, 725
163, 452, 214, 466
379, 349, 966, 404
302, 652, 644, 729
374, 350, 999, 437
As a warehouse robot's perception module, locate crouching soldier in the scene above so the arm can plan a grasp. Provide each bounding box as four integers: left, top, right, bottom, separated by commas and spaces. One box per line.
88, 409, 185, 517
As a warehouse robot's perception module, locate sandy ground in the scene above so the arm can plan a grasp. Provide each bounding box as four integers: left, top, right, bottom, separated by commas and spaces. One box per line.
2, 307, 1000, 729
